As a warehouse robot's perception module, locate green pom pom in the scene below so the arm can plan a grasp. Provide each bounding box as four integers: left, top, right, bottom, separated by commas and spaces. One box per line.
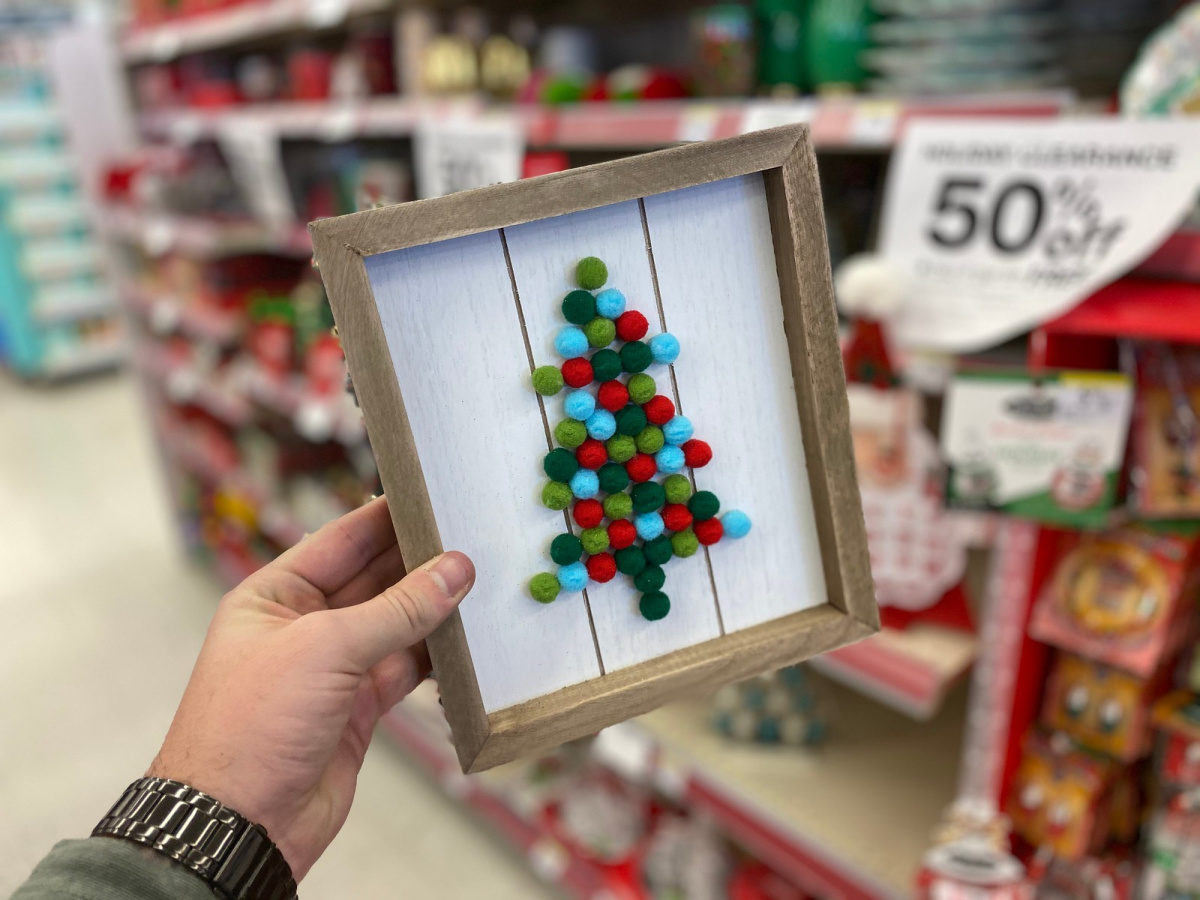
632, 481, 666, 513
615, 405, 647, 437
627, 373, 656, 405
584, 316, 616, 349
542, 482, 573, 510
576, 256, 608, 290
620, 340, 652, 373
635, 425, 664, 454
591, 349, 621, 382
550, 533, 583, 565
688, 490, 720, 521
644, 535, 674, 566
533, 365, 564, 396
530, 573, 561, 603
634, 564, 666, 593
544, 448, 579, 482
561, 290, 596, 325
580, 526, 609, 555
671, 528, 700, 558
606, 434, 636, 463
598, 462, 629, 494
639, 591, 670, 621
555, 419, 587, 449
615, 545, 647, 576
603, 492, 633, 520
663, 474, 692, 504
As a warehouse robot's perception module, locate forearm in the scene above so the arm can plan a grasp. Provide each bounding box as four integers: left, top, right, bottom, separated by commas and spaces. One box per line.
13, 838, 216, 900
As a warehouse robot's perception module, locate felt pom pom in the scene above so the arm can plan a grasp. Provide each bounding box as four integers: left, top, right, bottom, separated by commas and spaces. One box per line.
595, 288, 626, 318
558, 561, 588, 592
561, 357, 594, 388
580, 526, 610, 555
608, 518, 636, 549
530, 573, 560, 603
640, 591, 670, 621
662, 415, 693, 446
576, 256, 608, 290
576, 438, 608, 470
662, 474, 692, 504
620, 340, 652, 373
615, 310, 649, 342
655, 445, 685, 474
590, 348, 622, 382
626, 453, 657, 483
555, 326, 589, 359
606, 434, 637, 464
561, 290, 597, 325
643, 395, 675, 426
586, 552, 617, 583
584, 316, 616, 349
550, 533, 583, 565
570, 468, 600, 499
643, 535, 674, 565
635, 511, 665, 541
649, 332, 680, 364
564, 389, 596, 421
603, 492, 633, 521
627, 373, 656, 405
722, 510, 752, 538
615, 545, 647, 576
632, 481, 666, 513
585, 409, 617, 441
597, 380, 629, 412
543, 482, 572, 510
634, 565, 666, 593
598, 461, 629, 494
688, 490, 720, 521
532, 365, 564, 396
615, 404, 648, 437
573, 498, 604, 529
555, 419, 587, 449
682, 439, 713, 468
635, 425, 665, 454
662, 503, 692, 532
671, 528, 700, 558
543, 448, 578, 482
695, 517, 724, 545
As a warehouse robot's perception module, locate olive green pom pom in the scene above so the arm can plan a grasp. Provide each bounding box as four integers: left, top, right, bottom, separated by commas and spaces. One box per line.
632, 481, 666, 514
639, 591, 670, 621
531, 573, 561, 603
620, 340, 652, 373
580, 526, 609, 555
688, 490, 720, 521
644, 535, 674, 565
634, 564, 666, 593
663, 474, 692, 504
550, 533, 583, 565
635, 425, 664, 454
584, 316, 616, 349
627, 373, 656, 405
533, 365, 564, 396
598, 462, 629, 494
561, 290, 596, 325
543, 482, 573, 510
591, 349, 621, 382
606, 434, 636, 463
615, 405, 648, 437
544, 448, 579, 482
671, 528, 700, 558
615, 545, 647, 576
603, 492, 633, 520
555, 419, 587, 449
576, 256, 608, 290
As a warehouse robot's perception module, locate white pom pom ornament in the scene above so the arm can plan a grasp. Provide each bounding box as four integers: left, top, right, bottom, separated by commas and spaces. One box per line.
834, 254, 908, 320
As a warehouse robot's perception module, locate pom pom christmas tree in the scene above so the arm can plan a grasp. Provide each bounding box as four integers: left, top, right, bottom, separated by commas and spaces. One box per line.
530, 257, 751, 621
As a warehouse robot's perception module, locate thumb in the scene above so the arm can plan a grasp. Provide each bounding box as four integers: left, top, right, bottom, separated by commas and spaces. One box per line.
331, 551, 475, 672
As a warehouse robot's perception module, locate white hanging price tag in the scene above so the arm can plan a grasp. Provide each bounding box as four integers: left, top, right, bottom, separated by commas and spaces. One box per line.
414, 114, 525, 199
739, 99, 817, 135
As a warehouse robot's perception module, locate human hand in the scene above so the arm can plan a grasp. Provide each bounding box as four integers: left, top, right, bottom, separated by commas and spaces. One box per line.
147, 497, 475, 880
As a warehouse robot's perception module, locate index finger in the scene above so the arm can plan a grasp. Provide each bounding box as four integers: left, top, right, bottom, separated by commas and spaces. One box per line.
269, 495, 399, 596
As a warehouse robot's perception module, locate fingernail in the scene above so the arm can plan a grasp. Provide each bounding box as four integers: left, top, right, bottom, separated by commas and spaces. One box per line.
426, 553, 472, 596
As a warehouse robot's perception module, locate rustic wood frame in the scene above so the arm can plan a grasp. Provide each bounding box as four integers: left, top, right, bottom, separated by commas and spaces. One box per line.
310, 124, 878, 773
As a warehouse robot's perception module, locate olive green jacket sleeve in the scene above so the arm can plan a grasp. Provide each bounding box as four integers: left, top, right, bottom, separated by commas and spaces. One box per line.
12, 838, 216, 900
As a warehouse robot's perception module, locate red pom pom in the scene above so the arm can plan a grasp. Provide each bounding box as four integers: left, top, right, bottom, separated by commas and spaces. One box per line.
597, 380, 629, 412
642, 394, 675, 425
626, 453, 657, 483
615, 310, 649, 342
695, 517, 724, 545
573, 499, 603, 529
562, 357, 594, 388
662, 503, 693, 532
608, 519, 636, 550
576, 439, 607, 470
682, 439, 712, 468
586, 553, 617, 583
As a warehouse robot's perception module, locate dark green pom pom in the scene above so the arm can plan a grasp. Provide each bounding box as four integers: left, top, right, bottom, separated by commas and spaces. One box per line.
640, 591, 670, 621
688, 490, 720, 521
634, 564, 666, 593
632, 481, 666, 514
576, 256, 608, 290
620, 340, 652, 373
598, 462, 629, 494
550, 533, 583, 565
532, 365, 564, 396
615, 405, 648, 437
615, 545, 647, 576
530, 573, 561, 603
561, 290, 596, 325
544, 448, 579, 482
591, 349, 621, 382
643, 535, 674, 565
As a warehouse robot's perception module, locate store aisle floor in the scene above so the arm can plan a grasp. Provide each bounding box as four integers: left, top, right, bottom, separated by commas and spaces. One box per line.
0, 372, 555, 900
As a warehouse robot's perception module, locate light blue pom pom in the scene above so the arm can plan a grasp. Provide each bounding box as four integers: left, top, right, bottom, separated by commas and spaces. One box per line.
564, 389, 596, 421
585, 409, 617, 441
558, 561, 588, 592
656, 445, 685, 473
569, 468, 600, 499
649, 332, 680, 364
662, 415, 694, 446
595, 288, 626, 318
635, 512, 665, 541
555, 326, 589, 359
722, 510, 752, 539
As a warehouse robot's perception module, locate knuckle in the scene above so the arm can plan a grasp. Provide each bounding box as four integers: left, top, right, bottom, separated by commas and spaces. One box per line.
379, 579, 433, 637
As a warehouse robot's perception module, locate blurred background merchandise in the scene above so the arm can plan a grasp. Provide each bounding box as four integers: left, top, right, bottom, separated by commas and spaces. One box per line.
2, 0, 1200, 898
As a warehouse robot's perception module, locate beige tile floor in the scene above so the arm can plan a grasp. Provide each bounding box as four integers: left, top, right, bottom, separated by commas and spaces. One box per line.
0, 372, 555, 899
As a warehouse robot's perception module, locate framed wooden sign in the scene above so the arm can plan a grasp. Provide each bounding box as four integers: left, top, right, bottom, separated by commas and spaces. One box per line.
310, 124, 877, 773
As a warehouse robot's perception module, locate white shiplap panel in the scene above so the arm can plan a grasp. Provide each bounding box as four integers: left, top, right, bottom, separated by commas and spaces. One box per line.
504, 201, 722, 673
365, 231, 602, 712
643, 174, 829, 631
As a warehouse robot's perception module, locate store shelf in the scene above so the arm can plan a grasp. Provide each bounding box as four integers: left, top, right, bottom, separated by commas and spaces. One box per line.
126, 287, 245, 345
1042, 277, 1200, 345
40, 338, 125, 379
32, 285, 117, 324
100, 204, 312, 259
